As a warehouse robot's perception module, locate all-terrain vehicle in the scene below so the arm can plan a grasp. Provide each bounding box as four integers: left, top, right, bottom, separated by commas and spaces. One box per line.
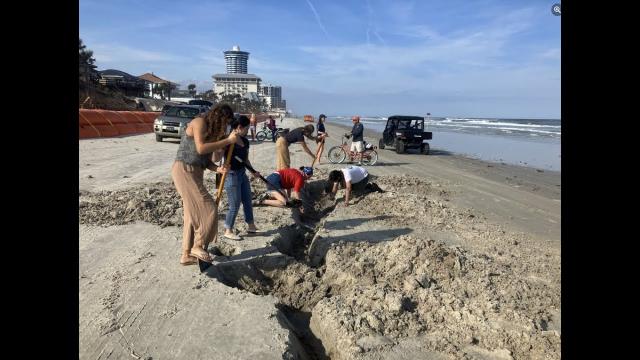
378, 115, 433, 154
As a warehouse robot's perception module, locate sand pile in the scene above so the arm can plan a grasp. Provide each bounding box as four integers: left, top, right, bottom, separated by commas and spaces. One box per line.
217, 235, 560, 359
214, 174, 560, 359
79, 179, 219, 227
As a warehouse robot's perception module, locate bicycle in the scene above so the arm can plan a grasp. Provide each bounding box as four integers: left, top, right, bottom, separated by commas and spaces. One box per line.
327, 134, 378, 165
256, 122, 280, 142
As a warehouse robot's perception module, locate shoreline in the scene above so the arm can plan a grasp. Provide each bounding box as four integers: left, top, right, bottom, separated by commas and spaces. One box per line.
315, 119, 561, 175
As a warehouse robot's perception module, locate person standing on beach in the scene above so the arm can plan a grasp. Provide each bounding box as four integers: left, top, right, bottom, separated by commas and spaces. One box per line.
325, 165, 384, 207
275, 124, 318, 170
315, 114, 328, 165
171, 103, 237, 265
221, 115, 260, 240
249, 113, 257, 141
348, 116, 365, 165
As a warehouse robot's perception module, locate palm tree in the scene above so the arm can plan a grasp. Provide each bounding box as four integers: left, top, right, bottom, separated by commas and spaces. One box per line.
153, 83, 166, 100
188, 83, 196, 97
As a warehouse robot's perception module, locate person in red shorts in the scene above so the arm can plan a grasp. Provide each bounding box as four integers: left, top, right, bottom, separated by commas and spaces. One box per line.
254, 166, 313, 208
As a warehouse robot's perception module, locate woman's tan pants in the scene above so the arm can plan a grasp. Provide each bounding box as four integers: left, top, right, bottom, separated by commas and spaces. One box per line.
171, 161, 218, 254
276, 137, 290, 170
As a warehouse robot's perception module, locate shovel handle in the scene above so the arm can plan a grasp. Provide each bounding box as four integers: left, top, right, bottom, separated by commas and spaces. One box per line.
310, 137, 324, 168
216, 143, 235, 207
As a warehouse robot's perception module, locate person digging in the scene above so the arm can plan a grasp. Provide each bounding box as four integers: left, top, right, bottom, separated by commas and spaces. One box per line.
253, 166, 314, 210
325, 165, 385, 207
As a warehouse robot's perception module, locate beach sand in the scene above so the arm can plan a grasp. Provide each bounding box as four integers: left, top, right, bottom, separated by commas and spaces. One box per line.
79, 117, 560, 359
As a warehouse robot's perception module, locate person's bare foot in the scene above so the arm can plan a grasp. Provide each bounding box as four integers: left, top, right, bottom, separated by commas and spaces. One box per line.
189, 247, 214, 262
180, 254, 197, 266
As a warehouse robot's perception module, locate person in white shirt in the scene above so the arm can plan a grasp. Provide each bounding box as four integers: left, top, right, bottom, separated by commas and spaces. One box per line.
326, 165, 383, 206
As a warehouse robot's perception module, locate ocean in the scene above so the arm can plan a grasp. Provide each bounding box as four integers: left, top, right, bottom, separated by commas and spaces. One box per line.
324, 115, 561, 171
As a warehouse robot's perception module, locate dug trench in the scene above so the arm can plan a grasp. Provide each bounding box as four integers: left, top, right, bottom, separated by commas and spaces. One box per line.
80, 174, 561, 360
204, 177, 560, 360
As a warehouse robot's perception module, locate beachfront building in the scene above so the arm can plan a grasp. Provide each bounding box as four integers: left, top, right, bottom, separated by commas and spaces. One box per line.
224, 45, 249, 74
260, 85, 285, 110
98, 69, 148, 97
212, 45, 288, 109
138, 72, 179, 100
213, 73, 262, 98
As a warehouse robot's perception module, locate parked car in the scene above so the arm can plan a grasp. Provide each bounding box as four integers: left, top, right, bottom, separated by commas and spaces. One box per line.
378, 115, 433, 154
154, 105, 209, 142
188, 99, 214, 107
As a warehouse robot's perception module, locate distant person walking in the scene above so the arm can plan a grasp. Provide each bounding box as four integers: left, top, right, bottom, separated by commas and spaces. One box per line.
315, 114, 328, 165
171, 103, 237, 265
275, 124, 318, 170
249, 113, 257, 141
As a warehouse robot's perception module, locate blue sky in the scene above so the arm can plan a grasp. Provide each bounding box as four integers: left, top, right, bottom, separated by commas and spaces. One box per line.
80, 0, 560, 118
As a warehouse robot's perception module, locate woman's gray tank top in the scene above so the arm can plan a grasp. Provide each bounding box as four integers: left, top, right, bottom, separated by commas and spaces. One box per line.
175, 133, 211, 168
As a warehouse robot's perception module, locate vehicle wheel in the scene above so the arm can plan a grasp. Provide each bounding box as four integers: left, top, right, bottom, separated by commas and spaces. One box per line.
327, 146, 347, 164
395, 140, 405, 154
378, 138, 385, 149
155, 134, 163, 142
421, 143, 430, 155
256, 132, 266, 142
362, 150, 378, 166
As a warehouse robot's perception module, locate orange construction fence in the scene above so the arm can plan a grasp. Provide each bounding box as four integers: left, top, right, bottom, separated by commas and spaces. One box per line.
79, 109, 160, 139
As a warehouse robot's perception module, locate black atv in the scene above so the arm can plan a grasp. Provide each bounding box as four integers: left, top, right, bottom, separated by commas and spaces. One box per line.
378, 115, 433, 154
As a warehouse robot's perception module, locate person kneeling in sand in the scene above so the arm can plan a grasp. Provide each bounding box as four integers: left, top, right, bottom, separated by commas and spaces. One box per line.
325, 165, 384, 207
255, 166, 314, 208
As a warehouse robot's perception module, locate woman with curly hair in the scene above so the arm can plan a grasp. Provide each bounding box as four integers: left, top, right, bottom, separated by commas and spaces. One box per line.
171, 103, 238, 265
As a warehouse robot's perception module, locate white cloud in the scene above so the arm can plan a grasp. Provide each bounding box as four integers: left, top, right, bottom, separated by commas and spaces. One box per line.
92, 43, 189, 64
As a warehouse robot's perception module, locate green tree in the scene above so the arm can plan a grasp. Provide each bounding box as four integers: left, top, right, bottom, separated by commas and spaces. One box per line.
79, 38, 97, 83
188, 83, 196, 97
79, 38, 96, 67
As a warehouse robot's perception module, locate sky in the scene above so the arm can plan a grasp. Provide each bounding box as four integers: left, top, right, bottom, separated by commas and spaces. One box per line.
79, 0, 561, 118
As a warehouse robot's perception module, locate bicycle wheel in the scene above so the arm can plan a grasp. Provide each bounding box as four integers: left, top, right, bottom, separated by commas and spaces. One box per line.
327, 146, 347, 164
256, 131, 267, 142
361, 150, 378, 166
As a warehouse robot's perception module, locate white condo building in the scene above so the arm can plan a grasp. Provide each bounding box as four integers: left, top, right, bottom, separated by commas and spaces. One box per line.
212, 45, 285, 109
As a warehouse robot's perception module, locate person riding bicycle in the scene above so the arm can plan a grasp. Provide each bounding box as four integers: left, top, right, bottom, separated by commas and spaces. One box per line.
267, 115, 277, 142
346, 115, 364, 165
